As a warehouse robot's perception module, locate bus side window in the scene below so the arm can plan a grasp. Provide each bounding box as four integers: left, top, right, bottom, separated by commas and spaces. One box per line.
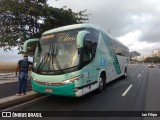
82, 28, 100, 65
86, 28, 99, 54
83, 40, 92, 62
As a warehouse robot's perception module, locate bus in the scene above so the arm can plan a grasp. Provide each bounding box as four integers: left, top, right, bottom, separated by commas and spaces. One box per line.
23, 24, 129, 97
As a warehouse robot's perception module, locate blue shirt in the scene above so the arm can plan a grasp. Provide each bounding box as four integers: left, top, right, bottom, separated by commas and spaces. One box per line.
18, 60, 33, 74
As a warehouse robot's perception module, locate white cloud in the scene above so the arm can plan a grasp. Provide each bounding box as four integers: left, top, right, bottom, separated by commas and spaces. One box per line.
0, 47, 22, 62
117, 30, 159, 54
0, 47, 32, 62
117, 30, 141, 46
55, 0, 159, 54
1, 0, 160, 61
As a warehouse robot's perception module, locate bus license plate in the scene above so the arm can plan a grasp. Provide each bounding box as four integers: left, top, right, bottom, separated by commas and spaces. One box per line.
45, 88, 53, 93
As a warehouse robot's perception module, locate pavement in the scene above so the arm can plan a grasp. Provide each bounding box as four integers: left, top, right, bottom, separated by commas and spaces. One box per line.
0, 73, 18, 85
128, 64, 138, 69
0, 73, 42, 109
0, 91, 42, 109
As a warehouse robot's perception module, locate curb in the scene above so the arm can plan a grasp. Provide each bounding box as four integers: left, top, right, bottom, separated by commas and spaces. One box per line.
0, 78, 31, 85
0, 73, 13, 76
0, 80, 18, 85
0, 91, 42, 109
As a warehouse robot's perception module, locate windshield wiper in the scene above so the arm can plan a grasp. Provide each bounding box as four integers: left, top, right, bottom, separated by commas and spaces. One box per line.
37, 44, 63, 73
50, 45, 63, 73
37, 45, 53, 72
37, 52, 49, 72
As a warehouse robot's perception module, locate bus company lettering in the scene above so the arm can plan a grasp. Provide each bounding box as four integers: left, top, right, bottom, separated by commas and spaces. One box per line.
42, 34, 54, 39
58, 33, 76, 42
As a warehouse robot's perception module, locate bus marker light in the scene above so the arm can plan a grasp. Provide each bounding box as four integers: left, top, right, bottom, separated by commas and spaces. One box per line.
74, 88, 78, 92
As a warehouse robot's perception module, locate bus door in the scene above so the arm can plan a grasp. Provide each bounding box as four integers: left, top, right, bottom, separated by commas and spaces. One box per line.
81, 39, 97, 92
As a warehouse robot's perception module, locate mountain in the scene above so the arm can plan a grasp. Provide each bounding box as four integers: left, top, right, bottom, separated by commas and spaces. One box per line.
130, 51, 141, 57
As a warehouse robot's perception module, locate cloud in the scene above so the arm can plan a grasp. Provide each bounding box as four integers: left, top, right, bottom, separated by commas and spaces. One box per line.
0, 47, 32, 62
139, 17, 160, 43
1, 0, 160, 61
117, 30, 160, 54
117, 30, 142, 46
0, 48, 22, 61
47, 0, 160, 54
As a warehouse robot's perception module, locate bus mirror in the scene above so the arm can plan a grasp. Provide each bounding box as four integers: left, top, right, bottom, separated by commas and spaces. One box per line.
77, 30, 89, 48
23, 38, 39, 55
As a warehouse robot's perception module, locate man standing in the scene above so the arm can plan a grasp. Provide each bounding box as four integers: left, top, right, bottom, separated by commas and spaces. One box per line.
15, 55, 33, 96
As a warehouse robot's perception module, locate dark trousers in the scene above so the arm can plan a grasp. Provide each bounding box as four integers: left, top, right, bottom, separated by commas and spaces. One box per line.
18, 72, 28, 94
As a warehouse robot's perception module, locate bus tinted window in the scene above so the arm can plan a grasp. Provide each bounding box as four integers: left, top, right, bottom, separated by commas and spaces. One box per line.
111, 39, 129, 57
82, 28, 100, 65
85, 28, 100, 53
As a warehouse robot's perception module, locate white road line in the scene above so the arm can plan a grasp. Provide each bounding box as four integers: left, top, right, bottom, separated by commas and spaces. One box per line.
138, 74, 141, 77
122, 85, 133, 96
2, 95, 49, 111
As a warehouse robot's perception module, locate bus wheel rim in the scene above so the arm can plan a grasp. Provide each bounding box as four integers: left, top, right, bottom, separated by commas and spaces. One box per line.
99, 78, 103, 90
124, 72, 127, 77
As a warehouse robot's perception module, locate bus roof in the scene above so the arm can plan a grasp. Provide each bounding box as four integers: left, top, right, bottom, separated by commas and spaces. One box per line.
42, 23, 128, 50
42, 23, 101, 35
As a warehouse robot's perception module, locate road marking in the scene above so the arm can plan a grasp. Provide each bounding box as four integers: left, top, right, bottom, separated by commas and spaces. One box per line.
122, 85, 133, 96
138, 74, 141, 77
1, 95, 49, 111
0, 73, 13, 76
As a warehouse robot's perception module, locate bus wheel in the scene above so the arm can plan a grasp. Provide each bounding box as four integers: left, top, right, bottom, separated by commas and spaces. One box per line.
122, 68, 127, 79
97, 74, 106, 93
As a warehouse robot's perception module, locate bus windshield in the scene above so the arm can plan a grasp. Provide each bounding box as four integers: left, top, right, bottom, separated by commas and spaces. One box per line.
33, 30, 81, 74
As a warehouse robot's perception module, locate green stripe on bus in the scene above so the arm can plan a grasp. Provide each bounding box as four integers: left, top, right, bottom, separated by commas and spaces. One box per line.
101, 33, 121, 74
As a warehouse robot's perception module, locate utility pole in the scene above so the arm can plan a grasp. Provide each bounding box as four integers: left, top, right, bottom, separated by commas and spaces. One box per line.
152, 50, 153, 63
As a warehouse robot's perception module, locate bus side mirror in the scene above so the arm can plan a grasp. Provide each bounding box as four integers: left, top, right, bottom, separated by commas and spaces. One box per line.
23, 38, 39, 55
77, 30, 89, 48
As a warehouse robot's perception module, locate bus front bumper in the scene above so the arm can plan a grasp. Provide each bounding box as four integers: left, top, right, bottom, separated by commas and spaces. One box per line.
31, 80, 83, 97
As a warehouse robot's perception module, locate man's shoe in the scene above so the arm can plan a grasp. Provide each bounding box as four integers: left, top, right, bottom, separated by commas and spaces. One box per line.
16, 93, 21, 96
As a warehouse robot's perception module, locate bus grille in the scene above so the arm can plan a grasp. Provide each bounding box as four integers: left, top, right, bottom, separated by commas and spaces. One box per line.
35, 80, 63, 86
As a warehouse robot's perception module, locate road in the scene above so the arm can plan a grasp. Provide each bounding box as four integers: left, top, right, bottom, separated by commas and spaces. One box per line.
0, 82, 32, 98
0, 73, 32, 98
1, 64, 160, 120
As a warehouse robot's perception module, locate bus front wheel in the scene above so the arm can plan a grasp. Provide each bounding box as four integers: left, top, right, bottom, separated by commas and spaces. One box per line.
122, 68, 127, 79
97, 74, 106, 93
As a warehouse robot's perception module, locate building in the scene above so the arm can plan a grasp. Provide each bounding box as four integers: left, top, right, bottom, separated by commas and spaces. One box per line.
132, 53, 152, 62
152, 49, 160, 57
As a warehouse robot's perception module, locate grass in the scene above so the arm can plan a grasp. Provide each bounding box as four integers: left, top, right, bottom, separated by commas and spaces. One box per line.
0, 62, 17, 73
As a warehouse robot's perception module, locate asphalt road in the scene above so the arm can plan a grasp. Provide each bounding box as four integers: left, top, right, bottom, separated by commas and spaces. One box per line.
1, 64, 160, 120
0, 81, 32, 98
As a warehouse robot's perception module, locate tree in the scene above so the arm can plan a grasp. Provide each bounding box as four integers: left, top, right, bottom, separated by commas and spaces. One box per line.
0, 0, 47, 50
0, 0, 89, 51
41, 6, 88, 32
144, 56, 160, 63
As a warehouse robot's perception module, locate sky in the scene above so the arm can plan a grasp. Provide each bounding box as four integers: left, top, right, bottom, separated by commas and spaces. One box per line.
48, 0, 160, 53
0, 47, 32, 62
0, 0, 160, 61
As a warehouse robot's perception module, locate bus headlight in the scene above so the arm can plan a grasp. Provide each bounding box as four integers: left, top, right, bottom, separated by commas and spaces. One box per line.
30, 76, 35, 81
62, 74, 83, 84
